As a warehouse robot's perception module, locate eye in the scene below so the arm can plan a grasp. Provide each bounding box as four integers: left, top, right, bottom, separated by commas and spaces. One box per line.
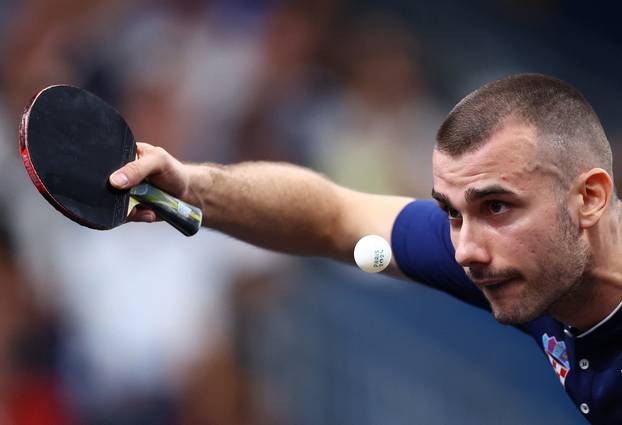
436, 203, 461, 219
486, 200, 509, 215
447, 207, 462, 220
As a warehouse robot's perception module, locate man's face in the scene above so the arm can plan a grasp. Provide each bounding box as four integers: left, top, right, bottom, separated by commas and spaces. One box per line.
432, 121, 590, 324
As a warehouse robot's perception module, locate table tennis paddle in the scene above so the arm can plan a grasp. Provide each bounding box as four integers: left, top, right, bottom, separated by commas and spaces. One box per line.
19, 85, 203, 236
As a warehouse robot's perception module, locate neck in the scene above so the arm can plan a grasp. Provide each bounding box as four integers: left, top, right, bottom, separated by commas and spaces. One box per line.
551, 203, 622, 331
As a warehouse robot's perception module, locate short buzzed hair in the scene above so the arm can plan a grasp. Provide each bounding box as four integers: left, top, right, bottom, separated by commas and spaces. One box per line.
436, 74, 613, 187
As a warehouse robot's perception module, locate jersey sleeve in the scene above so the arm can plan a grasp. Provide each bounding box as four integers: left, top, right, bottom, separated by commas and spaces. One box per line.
391, 200, 490, 311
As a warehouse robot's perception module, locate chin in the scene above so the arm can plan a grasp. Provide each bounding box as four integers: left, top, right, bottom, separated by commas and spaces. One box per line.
491, 303, 543, 325
492, 312, 523, 325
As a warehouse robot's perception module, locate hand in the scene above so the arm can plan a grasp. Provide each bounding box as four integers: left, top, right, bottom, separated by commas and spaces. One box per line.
109, 142, 192, 223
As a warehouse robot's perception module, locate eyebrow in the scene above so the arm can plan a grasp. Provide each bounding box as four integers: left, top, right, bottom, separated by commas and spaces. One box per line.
431, 188, 454, 209
464, 185, 516, 203
431, 185, 516, 207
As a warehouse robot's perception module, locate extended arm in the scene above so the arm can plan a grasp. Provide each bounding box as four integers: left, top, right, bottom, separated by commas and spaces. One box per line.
110, 143, 413, 273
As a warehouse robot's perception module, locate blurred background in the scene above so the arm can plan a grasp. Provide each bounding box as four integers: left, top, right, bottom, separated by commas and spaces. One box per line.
1, 0, 621, 423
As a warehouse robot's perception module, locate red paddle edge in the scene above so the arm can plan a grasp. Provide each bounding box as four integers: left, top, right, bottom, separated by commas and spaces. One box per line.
18, 85, 109, 230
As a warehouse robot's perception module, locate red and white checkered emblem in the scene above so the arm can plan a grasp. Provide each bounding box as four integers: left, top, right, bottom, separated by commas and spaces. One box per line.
542, 333, 570, 387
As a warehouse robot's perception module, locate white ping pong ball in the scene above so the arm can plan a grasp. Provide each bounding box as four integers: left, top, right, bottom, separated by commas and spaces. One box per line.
354, 235, 392, 273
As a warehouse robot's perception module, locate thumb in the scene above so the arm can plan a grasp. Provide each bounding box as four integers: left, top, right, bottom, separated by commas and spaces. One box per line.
109, 143, 165, 189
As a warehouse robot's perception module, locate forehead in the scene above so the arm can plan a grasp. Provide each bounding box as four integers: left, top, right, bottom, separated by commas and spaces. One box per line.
433, 121, 548, 197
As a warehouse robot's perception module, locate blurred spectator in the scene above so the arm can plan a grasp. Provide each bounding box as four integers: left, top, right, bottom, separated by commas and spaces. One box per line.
306, 14, 443, 197
230, 0, 341, 164
114, 0, 266, 162
0, 1, 287, 424
0, 0, 130, 114
0, 208, 76, 425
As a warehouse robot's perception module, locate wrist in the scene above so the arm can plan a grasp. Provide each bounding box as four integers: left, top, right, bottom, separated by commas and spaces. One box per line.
184, 163, 223, 221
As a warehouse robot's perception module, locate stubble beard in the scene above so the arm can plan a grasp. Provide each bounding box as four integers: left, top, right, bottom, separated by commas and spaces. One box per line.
489, 204, 592, 325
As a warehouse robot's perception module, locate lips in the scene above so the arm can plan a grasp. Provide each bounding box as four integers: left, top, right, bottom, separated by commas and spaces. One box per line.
472, 277, 519, 289
477, 279, 524, 302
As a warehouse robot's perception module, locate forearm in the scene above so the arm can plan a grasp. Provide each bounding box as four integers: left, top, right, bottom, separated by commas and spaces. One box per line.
186, 161, 349, 257
111, 143, 413, 268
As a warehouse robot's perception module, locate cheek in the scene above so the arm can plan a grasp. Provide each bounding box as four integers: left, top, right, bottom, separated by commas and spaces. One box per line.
492, 213, 557, 265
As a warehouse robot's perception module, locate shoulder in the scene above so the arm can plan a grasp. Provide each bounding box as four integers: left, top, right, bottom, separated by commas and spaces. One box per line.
391, 199, 455, 276
391, 200, 489, 310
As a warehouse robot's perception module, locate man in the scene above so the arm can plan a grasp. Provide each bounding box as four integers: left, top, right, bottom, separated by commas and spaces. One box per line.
109, 74, 621, 424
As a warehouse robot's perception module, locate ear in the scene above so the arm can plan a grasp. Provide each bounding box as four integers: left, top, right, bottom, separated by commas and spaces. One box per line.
575, 168, 614, 229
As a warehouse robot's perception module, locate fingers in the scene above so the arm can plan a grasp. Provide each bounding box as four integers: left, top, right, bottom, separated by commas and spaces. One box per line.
127, 205, 159, 223
109, 143, 168, 189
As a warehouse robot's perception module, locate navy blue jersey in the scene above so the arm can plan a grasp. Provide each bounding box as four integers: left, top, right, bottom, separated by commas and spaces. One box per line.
391, 200, 622, 425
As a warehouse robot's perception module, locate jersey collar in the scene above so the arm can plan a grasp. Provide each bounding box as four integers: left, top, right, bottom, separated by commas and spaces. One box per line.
564, 297, 622, 339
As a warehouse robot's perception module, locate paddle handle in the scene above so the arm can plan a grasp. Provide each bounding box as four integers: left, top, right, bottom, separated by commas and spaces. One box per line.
130, 183, 203, 236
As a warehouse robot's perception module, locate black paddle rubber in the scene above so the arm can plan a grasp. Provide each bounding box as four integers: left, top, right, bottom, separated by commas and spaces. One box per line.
19, 85, 202, 236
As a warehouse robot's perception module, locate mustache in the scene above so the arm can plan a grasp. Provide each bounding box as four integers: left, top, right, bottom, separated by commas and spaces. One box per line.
466, 267, 524, 282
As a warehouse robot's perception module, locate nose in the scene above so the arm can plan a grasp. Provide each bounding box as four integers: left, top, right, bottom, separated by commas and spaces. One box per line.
453, 221, 491, 267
